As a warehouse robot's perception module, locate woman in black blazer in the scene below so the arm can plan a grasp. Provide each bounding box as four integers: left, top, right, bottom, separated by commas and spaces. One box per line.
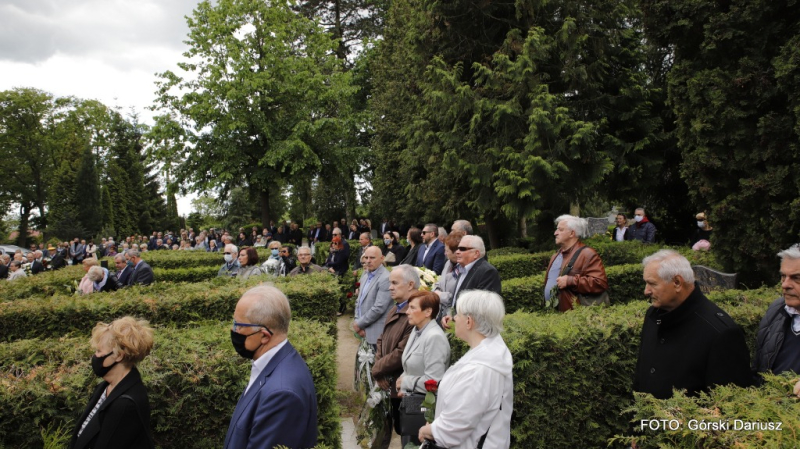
70, 317, 155, 449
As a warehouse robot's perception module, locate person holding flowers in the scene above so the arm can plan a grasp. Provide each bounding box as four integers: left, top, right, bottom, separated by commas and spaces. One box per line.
396, 290, 450, 446
418, 290, 513, 448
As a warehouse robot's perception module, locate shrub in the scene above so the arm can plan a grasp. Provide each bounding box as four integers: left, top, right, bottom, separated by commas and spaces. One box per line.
613, 373, 800, 448
445, 291, 775, 448
0, 274, 341, 341
492, 253, 552, 280
0, 320, 339, 449
486, 247, 529, 257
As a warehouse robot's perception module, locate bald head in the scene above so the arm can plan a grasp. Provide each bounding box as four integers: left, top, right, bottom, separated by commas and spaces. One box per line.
363, 246, 384, 272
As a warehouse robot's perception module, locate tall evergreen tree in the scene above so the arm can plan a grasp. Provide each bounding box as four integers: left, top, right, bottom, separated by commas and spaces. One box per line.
641, 0, 800, 284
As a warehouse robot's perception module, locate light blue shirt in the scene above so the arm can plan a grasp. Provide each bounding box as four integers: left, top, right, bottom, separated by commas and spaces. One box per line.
544, 253, 564, 301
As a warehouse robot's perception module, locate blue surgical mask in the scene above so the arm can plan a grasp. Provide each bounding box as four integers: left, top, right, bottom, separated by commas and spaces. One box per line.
126, 261, 134, 268
384, 239, 392, 246
271, 249, 279, 257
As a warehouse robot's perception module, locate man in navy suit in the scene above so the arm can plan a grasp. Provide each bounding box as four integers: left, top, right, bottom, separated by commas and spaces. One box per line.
415, 223, 446, 275
441, 235, 502, 329
126, 249, 154, 286
224, 285, 318, 449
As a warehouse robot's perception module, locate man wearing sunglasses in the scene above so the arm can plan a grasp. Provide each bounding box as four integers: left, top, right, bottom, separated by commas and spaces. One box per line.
224, 285, 318, 449
415, 224, 446, 275
441, 235, 501, 329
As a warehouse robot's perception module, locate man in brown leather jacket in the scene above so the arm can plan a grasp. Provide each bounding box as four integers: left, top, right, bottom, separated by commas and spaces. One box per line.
544, 215, 609, 312
372, 264, 418, 448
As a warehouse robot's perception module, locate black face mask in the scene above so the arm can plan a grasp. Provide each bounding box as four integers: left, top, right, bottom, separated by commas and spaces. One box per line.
91, 351, 118, 378
230, 330, 262, 359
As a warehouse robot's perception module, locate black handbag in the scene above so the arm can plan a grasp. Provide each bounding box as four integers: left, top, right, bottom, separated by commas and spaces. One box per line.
398, 393, 428, 436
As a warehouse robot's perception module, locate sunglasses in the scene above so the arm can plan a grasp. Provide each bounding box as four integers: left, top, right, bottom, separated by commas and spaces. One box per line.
457, 246, 475, 252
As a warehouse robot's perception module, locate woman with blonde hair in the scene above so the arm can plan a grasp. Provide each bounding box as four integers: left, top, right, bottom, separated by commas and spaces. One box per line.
69, 317, 155, 449
79, 258, 100, 294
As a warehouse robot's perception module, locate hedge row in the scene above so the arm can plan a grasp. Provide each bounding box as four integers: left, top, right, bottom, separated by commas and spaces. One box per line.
0, 273, 341, 341
501, 263, 645, 313
446, 287, 778, 448
616, 372, 800, 448
0, 265, 229, 301
0, 320, 339, 449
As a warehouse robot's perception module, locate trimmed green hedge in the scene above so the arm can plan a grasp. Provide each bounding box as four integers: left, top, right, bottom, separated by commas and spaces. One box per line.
0, 265, 254, 301
0, 274, 340, 341
0, 320, 339, 449
500, 263, 645, 313
615, 372, 800, 448
486, 247, 529, 257
492, 253, 552, 280
446, 289, 775, 448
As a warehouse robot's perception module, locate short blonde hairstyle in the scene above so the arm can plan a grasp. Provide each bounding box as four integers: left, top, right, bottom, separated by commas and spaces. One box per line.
83, 258, 99, 267
90, 316, 154, 366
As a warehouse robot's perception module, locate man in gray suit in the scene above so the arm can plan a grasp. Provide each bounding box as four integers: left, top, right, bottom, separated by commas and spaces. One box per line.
353, 246, 393, 350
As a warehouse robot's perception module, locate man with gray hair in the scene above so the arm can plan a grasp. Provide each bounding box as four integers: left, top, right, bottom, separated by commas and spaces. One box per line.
224, 285, 318, 449
125, 249, 154, 286
372, 264, 418, 448
441, 235, 502, 329
752, 244, 800, 387
218, 244, 240, 277
451, 219, 473, 235
543, 215, 608, 312
633, 249, 751, 399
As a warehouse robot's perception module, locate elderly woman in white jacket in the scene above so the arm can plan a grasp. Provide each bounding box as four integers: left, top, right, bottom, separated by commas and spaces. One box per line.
418, 290, 513, 449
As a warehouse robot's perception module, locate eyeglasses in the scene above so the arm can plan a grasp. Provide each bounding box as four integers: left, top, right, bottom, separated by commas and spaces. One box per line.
232, 319, 273, 335
224, 252, 231, 255
456, 246, 475, 252
422, 231, 433, 234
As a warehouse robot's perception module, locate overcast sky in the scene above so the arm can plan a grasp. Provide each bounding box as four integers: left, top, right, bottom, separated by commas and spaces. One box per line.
0, 0, 201, 214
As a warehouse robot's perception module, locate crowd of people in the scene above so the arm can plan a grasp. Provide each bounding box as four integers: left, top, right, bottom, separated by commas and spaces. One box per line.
7, 210, 799, 449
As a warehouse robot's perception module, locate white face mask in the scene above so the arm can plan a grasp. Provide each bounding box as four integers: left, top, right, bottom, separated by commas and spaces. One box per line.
634, 215, 644, 223
224, 254, 233, 263
697, 221, 705, 229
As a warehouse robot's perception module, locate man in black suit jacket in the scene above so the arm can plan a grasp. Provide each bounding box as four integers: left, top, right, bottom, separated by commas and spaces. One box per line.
126, 249, 154, 286
442, 235, 502, 329
28, 251, 45, 274
48, 247, 67, 270
113, 254, 133, 287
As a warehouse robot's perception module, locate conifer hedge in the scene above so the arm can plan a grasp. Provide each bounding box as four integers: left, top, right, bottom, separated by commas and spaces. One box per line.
446, 288, 777, 448
0, 274, 340, 341
0, 320, 339, 448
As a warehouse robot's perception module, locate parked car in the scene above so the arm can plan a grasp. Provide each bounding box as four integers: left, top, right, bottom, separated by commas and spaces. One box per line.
0, 245, 31, 256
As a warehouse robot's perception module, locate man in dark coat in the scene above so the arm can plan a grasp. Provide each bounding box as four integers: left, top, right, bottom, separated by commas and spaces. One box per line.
126, 249, 154, 286
113, 254, 133, 287
752, 245, 800, 390
442, 235, 502, 329
633, 250, 751, 399
48, 246, 67, 270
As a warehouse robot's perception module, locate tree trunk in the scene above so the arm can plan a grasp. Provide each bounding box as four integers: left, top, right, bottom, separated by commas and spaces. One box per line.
17, 202, 31, 247
259, 189, 272, 229
570, 201, 580, 216
518, 217, 527, 238
483, 214, 501, 250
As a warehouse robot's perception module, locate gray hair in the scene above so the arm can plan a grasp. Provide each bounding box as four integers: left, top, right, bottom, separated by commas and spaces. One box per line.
636, 207, 646, 215
87, 266, 106, 282
642, 249, 695, 284
778, 244, 800, 261
456, 290, 505, 338
297, 246, 312, 255
555, 214, 588, 239
224, 243, 238, 255
438, 227, 448, 238
242, 285, 292, 334
451, 220, 473, 235
460, 235, 486, 257
114, 253, 126, 262
126, 249, 140, 259
392, 264, 421, 289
